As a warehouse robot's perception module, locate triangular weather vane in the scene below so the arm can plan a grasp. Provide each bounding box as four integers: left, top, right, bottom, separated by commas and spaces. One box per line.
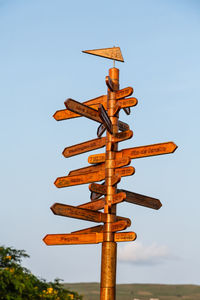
82, 46, 124, 62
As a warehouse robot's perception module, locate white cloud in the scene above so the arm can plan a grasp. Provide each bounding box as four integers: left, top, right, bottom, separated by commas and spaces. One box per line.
118, 242, 173, 265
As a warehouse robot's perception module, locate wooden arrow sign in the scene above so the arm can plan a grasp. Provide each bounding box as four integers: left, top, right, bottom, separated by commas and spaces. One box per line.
89, 183, 107, 195
119, 189, 162, 210
43, 230, 136, 245
68, 163, 104, 177
110, 220, 129, 232
114, 232, 137, 242
116, 87, 133, 99
89, 183, 126, 199
43, 232, 104, 245
112, 130, 133, 142
88, 142, 178, 164
54, 171, 105, 188
78, 197, 106, 211
51, 203, 108, 223
90, 181, 105, 200
63, 137, 106, 158
118, 120, 129, 132
65, 98, 102, 123
115, 166, 135, 177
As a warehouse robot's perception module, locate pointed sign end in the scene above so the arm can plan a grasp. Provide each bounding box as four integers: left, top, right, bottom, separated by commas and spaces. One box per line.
43, 235, 49, 245
50, 203, 57, 215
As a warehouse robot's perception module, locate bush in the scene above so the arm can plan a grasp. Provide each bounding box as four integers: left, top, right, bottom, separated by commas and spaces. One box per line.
0, 246, 82, 300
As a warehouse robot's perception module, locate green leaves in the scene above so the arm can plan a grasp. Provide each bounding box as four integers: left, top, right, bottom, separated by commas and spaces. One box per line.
0, 246, 82, 300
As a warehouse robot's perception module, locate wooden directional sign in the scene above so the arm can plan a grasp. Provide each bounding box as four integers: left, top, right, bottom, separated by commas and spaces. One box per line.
78, 198, 106, 211
114, 157, 130, 168
119, 189, 162, 210
89, 183, 107, 195
43, 232, 104, 245
118, 120, 129, 132
112, 130, 133, 142
112, 192, 127, 204
89, 183, 126, 199
88, 142, 178, 164
65, 98, 102, 123
116, 87, 133, 99
90, 181, 105, 200
82, 47, 124, 62
98, 104, 113, 134
119, 97, 137, 109
43, 230, 137, 245
63, 137, 106, 158
51, 203, 108, 223
114, 232, 137, 242
122, 142, 178, 159
54, 171, 105, 188
110, 220, 129, 232
68, 163, 104, 177
68, 163, 105, 176
115, 166, 135, 177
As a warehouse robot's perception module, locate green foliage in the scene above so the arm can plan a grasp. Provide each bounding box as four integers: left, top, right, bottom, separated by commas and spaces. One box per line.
0, 246, 82, 300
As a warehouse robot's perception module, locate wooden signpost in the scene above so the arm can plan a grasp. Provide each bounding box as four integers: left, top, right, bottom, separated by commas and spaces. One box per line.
43, 47, 178, 300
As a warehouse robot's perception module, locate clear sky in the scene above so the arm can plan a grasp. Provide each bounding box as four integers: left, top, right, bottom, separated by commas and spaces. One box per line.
1, 0, 200, 285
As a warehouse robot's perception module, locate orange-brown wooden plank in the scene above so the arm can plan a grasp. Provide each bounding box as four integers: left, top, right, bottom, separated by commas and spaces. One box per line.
89, 183, 107, 195
112, 130, 133, 142
68, 163, 105, 177
119, 189, 162, 210
54, 171, 105, 188
88, 142, 178, 164
115, 166, 135, 177
78, 198, 106, 211
116, 87, 133, 99
65, 98, 102, 123
51, 203, 107, 223
118, 120, 129, 132
110, 220, 129, 232
43, 232, 103, 245
118, 97, 137, 109
63, 137, 106, 158
114, 232, 137, 242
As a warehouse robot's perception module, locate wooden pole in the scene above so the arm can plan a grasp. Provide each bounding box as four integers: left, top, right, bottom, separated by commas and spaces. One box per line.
100, 67, 119, 300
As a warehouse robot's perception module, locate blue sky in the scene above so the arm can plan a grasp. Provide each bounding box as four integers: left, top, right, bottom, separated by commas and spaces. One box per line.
1, 0, 200, 284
